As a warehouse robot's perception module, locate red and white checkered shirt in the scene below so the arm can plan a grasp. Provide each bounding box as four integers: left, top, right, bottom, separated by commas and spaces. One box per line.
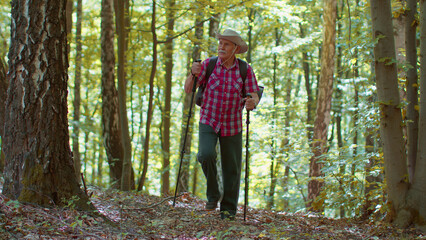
197, 57, 259, 137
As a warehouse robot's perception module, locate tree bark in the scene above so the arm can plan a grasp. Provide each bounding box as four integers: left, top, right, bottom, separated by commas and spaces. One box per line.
371, 0, 409, 226
179, 12, 203, 194
208, 13, 220, 56
247, 8, 255, 64
161, 0, 175, 196
65, 0, 73, 57
408, 0, 426, 230
0, 57, 7, 172
307, 0, 337, 212
115, 0, 133, 191
405, 0, 419, 183
335, 0, 344, 217
299, 23, 315, 145
101, 0, 125, 188
267, 28, 281, 210
190, 14, 210, 194
2, 0, 92, 210
138, 0, 157, 191
72, 0, 82, 183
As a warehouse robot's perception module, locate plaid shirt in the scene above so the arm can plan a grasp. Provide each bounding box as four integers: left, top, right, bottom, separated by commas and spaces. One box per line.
197, 57, 259, 137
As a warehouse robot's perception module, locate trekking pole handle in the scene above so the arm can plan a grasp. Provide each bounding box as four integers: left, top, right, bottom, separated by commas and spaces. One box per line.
191, 59, 202, 92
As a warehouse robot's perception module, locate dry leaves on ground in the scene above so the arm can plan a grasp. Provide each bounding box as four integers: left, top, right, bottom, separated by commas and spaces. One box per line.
0, 186, 425, 239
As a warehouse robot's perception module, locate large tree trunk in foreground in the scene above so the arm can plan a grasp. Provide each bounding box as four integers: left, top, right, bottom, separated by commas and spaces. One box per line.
2, 0, 92, 210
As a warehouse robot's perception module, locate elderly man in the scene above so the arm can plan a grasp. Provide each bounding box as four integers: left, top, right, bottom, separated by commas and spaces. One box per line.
185, 29, 260, 220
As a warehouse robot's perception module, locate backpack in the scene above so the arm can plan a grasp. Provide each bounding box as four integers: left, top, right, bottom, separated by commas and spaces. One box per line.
195, 57, 247, 106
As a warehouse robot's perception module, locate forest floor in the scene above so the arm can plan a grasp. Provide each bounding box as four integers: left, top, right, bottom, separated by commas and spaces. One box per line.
0, 184, 425, 240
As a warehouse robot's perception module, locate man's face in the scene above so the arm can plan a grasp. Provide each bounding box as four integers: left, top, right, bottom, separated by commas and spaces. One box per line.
218, 39, 239, 61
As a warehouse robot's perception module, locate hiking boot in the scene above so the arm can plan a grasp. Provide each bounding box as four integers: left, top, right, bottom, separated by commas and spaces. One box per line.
221, 211, 235, 220
205, 201, 218, 211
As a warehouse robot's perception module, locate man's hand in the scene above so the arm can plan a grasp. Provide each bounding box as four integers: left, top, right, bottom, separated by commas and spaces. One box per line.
191, 61, 202, 76
184, 61, 202, 93
245, 92, 259, 111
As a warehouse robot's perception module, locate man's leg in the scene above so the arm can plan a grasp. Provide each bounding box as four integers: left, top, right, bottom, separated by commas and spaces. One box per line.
198, 123, 220, 205
219, 131, 242, 219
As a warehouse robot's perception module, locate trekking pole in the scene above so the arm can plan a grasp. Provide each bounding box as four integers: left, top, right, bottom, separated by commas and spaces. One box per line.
173, 59, 201, 207
244, 94, 252, 221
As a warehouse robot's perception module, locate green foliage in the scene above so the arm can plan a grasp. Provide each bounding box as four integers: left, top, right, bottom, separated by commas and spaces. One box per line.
1, 0, 389, 220
63, 195, 81, 210
0, 0, 10, 60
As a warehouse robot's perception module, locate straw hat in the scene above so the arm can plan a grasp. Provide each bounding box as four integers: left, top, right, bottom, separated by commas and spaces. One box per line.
216, 29, 248, 54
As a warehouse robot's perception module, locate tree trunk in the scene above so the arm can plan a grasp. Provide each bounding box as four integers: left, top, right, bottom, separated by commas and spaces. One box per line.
138, 0, 157, 191
72, 0, 82, 183
178, 12, 203, 194
2, 0, 92, 210
351, 50, 359, 191
335, 0, 344, 217
97, 130, 104, 186
407, 0, 426, 230
115, 0, 133, 191
267, 28, 281, 210
371, 0, 409, 226
299, 23, 315, 144
65, 0, 73, 57
247, 8, 255, 64
362, 52, 383, 220
208, 13, 220, 56
190, 15, 211, 194
101, 0, 124, 189
0, 57, 7, 172
161, 0, 175, 196
307, 0, 337, 212
405, 0, 419, 183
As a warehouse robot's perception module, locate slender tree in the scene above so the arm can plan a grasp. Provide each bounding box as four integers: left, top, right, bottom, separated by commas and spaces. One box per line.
190, 12, 216, 194
161, 0, 176, 196
405, 0, 419, 182
138, 0, 158, 191
72, 0, 82, 182
299, 23, 315, 145
267, 27, 281, 210
308, 0, 337, 211
179, 10, 203, 194
2, 0, 92, 210
115, 0, 133, 191
101, 0, 125, 188
0, 57, 7, 172
407, 0, 426, 229
335, 0, 345, 218
208, 13, 220, 56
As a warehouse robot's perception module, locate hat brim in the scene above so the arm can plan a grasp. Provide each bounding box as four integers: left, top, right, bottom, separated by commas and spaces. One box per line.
216, 34, 248, 54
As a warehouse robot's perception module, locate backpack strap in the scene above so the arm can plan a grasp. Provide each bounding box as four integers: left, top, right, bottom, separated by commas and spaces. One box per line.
238, 58, 248, 97
205, 56, 218, 84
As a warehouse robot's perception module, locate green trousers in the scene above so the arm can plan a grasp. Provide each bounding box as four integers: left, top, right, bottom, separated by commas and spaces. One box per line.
197, 123, 242, 217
